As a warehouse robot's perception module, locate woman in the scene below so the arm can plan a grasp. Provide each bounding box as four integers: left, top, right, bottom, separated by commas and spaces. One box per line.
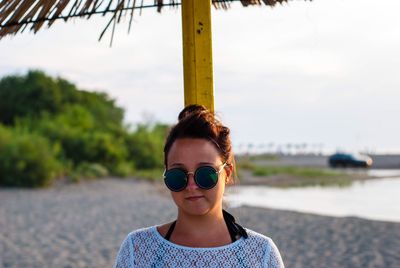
114, 105, 284, 268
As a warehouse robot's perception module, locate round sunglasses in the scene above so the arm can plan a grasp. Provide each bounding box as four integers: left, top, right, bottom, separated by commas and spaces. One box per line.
163, 163, 227, 192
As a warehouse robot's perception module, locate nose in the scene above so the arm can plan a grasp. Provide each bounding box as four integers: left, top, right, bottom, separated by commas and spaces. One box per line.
186, 172, 199, 190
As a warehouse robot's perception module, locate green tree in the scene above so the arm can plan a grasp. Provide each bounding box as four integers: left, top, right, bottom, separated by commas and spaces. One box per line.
0, 70, 124, 130
0, 70, 62, 124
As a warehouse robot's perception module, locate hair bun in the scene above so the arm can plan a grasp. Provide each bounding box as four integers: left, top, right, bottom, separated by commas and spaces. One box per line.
220, 126, 230, 136
178, 104, 209, 121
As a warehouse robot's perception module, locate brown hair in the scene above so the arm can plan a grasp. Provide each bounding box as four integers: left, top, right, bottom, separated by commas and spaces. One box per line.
163, 105, 235, 177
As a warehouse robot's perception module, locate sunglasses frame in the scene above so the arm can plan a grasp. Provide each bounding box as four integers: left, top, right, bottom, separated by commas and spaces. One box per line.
163, 163, 227, 192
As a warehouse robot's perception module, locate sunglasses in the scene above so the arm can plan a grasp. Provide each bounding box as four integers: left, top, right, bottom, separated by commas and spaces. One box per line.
164, 163, 227, 192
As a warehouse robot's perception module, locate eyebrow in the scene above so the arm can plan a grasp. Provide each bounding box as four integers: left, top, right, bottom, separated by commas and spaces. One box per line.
170, 162, 215, 167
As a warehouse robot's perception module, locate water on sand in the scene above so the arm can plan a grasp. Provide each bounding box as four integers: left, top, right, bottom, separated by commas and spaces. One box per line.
226, 174, 400, 223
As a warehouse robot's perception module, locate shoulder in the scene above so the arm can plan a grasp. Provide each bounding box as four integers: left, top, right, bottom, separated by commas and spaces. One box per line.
117, 227, 150, 246
243, 228, 285, 268
244, 228, 275, 245
114, 226, 159, 268
129, 226, 155, 236
122, 226, 157, 244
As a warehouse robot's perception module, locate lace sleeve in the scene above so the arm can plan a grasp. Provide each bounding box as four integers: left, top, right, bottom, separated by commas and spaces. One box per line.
265, 238, 285, 268
114, 233, 134, 268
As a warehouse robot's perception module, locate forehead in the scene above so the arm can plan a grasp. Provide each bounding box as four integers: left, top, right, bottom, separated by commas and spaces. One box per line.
167, 138, 222, 166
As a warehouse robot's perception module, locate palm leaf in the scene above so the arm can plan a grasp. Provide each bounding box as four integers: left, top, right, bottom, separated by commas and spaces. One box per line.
0, 0, 305, 42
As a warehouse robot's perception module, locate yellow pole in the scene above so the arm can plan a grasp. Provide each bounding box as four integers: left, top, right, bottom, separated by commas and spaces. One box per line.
181, 0, 214, 112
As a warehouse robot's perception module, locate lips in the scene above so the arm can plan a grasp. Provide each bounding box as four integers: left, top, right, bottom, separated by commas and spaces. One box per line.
185, 196, 204, 201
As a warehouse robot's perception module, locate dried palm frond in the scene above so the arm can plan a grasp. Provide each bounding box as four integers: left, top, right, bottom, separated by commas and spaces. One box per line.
0, 0, 303, 43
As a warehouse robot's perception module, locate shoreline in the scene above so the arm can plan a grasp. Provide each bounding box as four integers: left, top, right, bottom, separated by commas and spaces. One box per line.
236, 168, 383, 188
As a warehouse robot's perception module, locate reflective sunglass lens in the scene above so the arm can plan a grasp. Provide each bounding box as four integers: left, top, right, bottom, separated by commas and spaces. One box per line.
164, 169, 187, 191
195, 166, 218, 189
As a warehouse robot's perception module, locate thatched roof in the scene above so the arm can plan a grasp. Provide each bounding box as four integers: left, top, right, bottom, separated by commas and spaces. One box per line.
0, 0, 299, 42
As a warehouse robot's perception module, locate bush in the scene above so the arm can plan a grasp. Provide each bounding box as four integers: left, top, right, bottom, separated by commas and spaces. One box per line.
0, 126, 61, 187
84, 132, 128, 169
26, 107, 128, 170
71, 162, 109, 182
111, 162, 135, 178
126, 123, 168, 169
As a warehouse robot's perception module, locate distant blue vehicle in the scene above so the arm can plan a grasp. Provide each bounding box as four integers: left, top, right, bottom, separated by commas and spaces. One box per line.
328, 153, 373, 168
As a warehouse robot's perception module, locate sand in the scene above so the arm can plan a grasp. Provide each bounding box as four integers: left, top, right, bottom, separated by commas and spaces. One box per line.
1, 178, 399, 268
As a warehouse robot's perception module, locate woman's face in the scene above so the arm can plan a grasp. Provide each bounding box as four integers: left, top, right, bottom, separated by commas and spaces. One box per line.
166, 138, 231, 217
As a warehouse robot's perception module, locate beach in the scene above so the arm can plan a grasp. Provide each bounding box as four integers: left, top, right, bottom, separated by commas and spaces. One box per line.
1, 178, 399, 268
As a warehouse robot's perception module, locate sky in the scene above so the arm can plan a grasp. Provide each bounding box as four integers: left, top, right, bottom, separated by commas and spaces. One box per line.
1, 0, 400, 154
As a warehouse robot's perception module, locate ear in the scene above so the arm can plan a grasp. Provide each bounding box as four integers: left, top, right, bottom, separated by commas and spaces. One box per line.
224, 164, 234, 185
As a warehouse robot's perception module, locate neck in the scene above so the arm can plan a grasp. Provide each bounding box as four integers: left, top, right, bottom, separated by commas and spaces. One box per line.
175, 206, 226, 237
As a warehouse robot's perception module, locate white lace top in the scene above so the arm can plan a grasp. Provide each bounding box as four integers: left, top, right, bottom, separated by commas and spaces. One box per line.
114, 226, 284, 268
